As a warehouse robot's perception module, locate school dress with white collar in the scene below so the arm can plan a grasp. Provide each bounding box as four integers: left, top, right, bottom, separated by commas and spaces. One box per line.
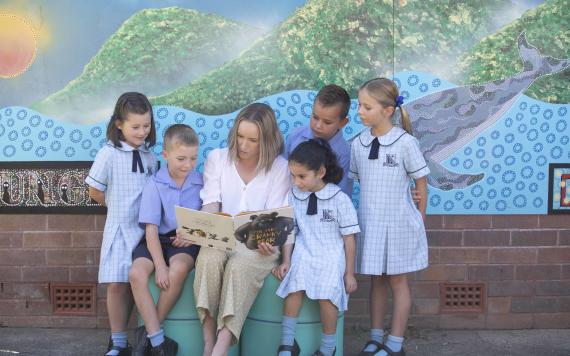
276, 183, 360, 311
349, 127, 430, 276
86, 141, 157, 283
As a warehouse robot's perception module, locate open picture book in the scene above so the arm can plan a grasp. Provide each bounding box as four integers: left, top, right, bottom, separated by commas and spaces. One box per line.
175, 205, 295, 252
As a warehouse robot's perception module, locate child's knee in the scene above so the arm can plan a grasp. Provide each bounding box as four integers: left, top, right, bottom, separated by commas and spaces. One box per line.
287, 290, 304, 298
168, 260, 192, 280
388, 274, 409, 288
128, 263, 150, 285
106, 282, 130, 295
371, 274, 388, 286
284, 291, 304, 304
318, 299, 336, 309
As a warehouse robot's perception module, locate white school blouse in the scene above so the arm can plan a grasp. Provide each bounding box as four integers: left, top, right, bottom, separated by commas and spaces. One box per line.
200, 148, 291, 256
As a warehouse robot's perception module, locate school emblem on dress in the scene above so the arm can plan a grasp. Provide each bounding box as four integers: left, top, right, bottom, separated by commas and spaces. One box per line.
320, 209, 336, 222
383, 153, 399, 167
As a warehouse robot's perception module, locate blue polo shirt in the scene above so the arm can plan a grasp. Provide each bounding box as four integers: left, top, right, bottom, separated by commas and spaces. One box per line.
285, 126, 353, 197
139, 165, 203, 235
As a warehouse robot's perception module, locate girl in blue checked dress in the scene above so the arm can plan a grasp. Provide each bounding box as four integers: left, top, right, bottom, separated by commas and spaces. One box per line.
351, 78, 429, 356
274, 139, 360, 356
86, 92, 158, 356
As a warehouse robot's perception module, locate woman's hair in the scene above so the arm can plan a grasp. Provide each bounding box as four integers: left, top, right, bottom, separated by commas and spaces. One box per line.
163, 124, 198, 151
227, 103, 284, 172
106, 92, 156, 147
289, 139, 343, 185
359, 77, 412, 134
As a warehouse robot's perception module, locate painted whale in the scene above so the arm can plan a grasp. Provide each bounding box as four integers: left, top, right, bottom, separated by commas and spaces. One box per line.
404, 32, 570, 191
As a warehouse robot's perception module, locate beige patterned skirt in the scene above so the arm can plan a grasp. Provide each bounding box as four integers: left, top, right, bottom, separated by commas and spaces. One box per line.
193, 247, 279, 344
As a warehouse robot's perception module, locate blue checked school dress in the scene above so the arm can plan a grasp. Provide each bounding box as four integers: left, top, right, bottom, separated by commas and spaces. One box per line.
276, 183, 360, 311
86, 141, 157, 283
349, 127, 430, 276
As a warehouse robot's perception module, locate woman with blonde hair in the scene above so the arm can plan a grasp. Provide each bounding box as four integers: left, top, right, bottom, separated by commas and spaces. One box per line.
194, 103, 292, 356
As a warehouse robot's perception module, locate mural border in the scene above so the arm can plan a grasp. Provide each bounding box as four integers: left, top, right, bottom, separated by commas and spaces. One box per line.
0, 161, 106, 214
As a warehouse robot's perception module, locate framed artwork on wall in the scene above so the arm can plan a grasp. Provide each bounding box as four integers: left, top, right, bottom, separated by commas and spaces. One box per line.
548, 163, 570, 215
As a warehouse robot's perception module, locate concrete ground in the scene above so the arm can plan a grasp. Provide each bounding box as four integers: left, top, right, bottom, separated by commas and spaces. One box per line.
0, 327, 569, 355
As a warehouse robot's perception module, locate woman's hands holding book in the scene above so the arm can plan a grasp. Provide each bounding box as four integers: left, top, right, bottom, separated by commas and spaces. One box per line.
257, 241, 276, 256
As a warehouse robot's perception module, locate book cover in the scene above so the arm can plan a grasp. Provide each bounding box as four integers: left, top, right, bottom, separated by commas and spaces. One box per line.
175, 205, 294, 251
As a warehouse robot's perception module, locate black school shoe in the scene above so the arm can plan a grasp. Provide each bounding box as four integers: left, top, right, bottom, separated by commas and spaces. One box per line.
150, 336, 178, 356
380, 344, 406, 355
132, 326, 151, 356
276, 339, 300, 356
312, 348, 335, 356
105, 344, 133, 356
358, 340, 383, 355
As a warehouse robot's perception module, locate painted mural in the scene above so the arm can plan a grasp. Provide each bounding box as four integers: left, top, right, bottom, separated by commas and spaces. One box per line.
0, 0, 568, 214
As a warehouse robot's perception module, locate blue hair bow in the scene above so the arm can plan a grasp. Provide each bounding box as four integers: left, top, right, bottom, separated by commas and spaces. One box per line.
395, 95, 404, 108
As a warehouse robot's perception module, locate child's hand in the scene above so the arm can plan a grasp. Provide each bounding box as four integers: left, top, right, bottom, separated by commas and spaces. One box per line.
272, 262, 290, 281
170, 235, 192, 248
155, 265, 170, 291
411, 188, 422, 205
257, 242, 276, 256
344, 272, 357, 294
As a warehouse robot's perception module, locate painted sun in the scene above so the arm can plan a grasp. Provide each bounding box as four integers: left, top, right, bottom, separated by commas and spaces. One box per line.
0, 13, 37, 78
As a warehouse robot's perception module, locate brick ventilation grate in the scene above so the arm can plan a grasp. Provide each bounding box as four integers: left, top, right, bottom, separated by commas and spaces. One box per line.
50, 284, 96, 316
440, 283, 486, 313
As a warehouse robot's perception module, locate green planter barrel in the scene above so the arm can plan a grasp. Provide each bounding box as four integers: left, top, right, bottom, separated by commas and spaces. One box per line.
139, 270, 239, 356
240, 275, 344, 356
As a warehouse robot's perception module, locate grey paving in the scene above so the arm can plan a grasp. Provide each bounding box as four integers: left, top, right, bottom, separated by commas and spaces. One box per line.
0, 327, 569, 355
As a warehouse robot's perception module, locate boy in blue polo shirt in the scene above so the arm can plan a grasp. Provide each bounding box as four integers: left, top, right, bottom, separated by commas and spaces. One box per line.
129, 124, 203, 356
285, 84, 353, 196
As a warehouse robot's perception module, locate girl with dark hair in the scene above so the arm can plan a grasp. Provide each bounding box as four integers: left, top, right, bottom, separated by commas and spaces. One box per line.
86, 92, 158, 356
274, 139, 360, 356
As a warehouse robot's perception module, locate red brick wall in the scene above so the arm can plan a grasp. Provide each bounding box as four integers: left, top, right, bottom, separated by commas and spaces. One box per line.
348, 215, 570, 330
0, 214, 107, 328
1, 214, 569, 329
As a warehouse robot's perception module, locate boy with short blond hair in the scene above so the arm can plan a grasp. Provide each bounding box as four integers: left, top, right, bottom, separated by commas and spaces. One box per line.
129, 124, 203, 356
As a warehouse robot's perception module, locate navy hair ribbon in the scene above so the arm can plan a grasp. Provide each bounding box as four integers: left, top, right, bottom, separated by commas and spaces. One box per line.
395, 95, 404, 108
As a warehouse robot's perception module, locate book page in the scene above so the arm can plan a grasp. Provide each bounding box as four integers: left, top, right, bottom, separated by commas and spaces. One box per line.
233, 206, 295, 250
175, 206, 236, 251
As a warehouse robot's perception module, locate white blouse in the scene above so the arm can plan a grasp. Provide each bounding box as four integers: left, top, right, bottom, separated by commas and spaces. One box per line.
200, 148, 291, 216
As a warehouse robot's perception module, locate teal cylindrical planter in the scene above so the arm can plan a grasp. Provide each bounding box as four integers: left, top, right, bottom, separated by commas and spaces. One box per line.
240, 275, 344, 356
138, 270, 239, 356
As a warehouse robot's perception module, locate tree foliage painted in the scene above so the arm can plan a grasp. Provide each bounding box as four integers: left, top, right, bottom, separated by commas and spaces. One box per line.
154, 0, 511, 114
458, 0, 570, 103
34, 7, 263, 121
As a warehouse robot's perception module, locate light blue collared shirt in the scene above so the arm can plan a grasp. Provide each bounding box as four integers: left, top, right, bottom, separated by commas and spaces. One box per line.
139, 165, 203, 234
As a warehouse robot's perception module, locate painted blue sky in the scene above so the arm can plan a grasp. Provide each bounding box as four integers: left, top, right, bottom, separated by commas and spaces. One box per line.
0, 0, 307, 106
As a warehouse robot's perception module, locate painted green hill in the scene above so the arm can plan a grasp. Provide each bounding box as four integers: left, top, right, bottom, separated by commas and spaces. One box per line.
34, 7, 265, 122
457, 0, 570, 103
153, 0, 511, 114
